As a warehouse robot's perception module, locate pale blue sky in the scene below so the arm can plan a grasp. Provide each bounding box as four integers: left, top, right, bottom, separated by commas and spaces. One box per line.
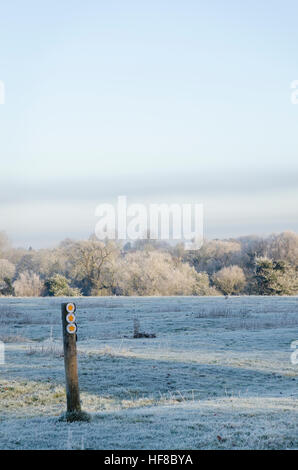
0, 1, 297, 247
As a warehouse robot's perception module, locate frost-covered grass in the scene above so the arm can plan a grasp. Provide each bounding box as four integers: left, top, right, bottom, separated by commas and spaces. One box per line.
0, 296, 297, 449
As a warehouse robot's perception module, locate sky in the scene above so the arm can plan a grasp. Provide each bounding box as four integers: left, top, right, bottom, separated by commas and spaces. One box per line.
0, 0, 297, 248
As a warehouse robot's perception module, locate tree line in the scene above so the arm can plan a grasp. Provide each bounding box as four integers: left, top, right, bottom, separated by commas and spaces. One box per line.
0, 231, 297, 297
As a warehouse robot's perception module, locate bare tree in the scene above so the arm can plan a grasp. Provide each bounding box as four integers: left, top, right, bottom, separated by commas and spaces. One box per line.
68, 239, 119, 295
268, 232, 298, 266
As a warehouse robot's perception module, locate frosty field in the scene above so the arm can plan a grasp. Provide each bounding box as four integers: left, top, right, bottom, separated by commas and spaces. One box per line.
0, 296, 297, 450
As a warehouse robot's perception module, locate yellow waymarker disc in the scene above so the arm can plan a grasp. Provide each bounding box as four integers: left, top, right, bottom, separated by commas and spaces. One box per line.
66, 313, 76, 323
66, 302, 76, 313
67, 323, 77, 334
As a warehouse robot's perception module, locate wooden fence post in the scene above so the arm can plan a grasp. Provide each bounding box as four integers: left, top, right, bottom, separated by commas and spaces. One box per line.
59, 302, 90, 422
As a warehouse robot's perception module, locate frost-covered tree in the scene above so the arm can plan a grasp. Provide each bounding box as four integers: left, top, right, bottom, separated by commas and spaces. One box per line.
237, 235, 269, 271
213, 265, 246, 295
0, 259, 15, 281
255, 258, 298, 295
0, 259, 16, 296
0, 278, 14, 296
116, 251, 218, 296
13, 271, 43, 297
186, 240, 242, 274
43, 274, 81, 297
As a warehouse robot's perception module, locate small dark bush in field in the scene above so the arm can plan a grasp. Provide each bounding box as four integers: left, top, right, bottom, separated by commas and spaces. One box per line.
133, 317, 156, 338
58, 411, 91, 423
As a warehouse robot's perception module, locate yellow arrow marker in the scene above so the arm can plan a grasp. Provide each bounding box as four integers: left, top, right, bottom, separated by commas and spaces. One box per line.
66, 302, 76, 313
67, 324, 77, 334
66, 313, 76, 323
